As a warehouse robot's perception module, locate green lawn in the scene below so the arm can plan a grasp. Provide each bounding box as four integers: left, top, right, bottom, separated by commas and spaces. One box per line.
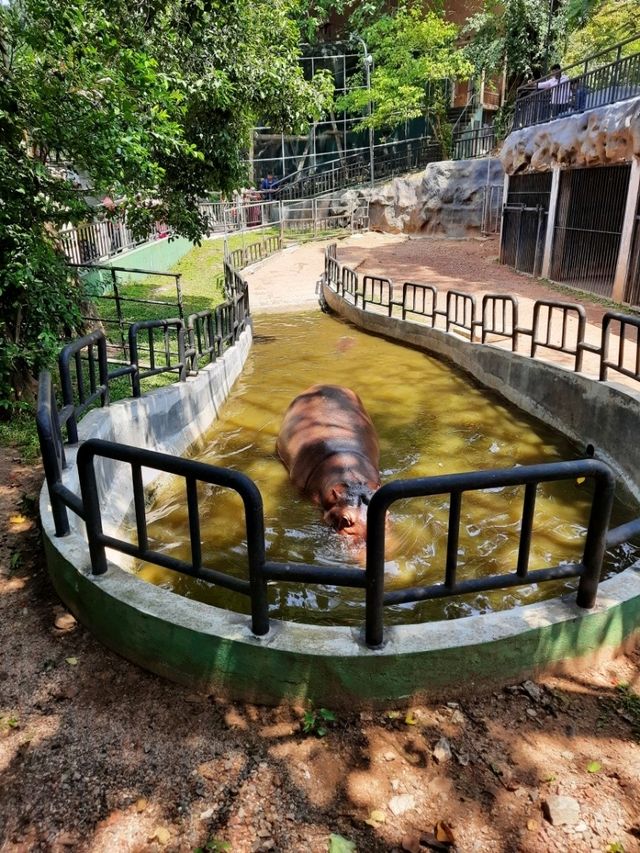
2, 232, 271, 458
3, 226, 345, 458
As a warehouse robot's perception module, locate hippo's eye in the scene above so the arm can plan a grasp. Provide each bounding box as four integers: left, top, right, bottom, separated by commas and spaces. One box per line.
339, 517, 353, 530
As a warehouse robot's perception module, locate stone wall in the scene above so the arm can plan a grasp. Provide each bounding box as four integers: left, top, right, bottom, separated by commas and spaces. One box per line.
501, 97, 640, 175
334, 157, 504, 237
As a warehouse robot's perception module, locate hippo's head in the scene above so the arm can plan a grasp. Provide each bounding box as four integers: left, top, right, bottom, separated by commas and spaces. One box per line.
323, 483, 376, 539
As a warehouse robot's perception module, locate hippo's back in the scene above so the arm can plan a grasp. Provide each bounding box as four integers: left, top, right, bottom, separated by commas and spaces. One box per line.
276, 384, 379, 494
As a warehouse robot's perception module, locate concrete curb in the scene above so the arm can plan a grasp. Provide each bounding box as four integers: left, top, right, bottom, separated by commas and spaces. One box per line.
40, 297, 640, 707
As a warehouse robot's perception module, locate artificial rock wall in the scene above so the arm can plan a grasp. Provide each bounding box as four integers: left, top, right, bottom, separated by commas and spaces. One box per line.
501, 97, 640, 175
336, 157, 504, 237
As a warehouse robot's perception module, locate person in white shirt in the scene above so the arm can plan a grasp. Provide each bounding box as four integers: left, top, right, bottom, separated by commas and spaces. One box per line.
537, 64, 571, 118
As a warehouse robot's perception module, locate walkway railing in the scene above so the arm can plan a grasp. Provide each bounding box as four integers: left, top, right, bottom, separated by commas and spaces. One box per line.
323, 244, 640, 388
37, 360, 618, 646
453, 126, 497, 160
513, 33, 640, 130
266, 136, 443, 201
35, 237, 640, 648
59, 220, 171, 265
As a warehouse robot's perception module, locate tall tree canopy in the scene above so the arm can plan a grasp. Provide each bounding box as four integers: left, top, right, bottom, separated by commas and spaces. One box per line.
563, 0, 637, 64
0, 0, 332, 408
336, 1, 472, 151
464, 0, 570, 99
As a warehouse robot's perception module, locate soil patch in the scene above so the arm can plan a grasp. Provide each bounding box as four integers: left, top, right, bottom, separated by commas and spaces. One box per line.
3, 234, 640, 852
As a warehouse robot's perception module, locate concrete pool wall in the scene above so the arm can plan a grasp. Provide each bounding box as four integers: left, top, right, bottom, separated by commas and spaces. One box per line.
40, 294, 640, 707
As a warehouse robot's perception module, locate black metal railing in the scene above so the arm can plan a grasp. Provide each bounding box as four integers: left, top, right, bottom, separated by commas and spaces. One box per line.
324, 244, 640, 388
364, 460, 615, 647
53, 239, 257, 422
453, 126, 497, 160
513, 34, 640, 130
129, 319, 187, 398
73, 263, 185, 365
36, 372, 86, 537
40, 423, 618, 647
36, 236, 640, 650
270, 136, 443, 201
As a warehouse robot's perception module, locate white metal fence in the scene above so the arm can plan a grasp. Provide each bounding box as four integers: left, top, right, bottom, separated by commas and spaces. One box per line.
59, 220, 170, 265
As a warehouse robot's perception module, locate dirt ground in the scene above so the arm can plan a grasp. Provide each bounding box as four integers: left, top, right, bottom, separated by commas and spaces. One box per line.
2, 234, 640, 853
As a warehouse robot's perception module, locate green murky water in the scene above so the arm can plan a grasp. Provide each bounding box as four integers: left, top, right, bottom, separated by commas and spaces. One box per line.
137, 312, 639, 624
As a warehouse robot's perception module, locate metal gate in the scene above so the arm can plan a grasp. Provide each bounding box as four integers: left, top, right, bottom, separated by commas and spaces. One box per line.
500, 173, 552, 275
550, 164, 630, 297
500, 205, 547, 275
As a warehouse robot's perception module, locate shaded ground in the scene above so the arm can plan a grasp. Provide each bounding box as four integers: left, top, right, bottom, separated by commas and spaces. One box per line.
3, 233, 640, 852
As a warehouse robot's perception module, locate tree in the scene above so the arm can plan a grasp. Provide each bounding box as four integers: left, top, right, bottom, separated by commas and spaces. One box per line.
464, 0, 570, 101
563, 0, 637, 65
0, 0, 332, 409
293, 0, 387, 43
336, 2, 473, 156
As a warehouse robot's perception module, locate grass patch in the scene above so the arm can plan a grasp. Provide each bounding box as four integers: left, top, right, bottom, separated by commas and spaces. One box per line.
3, 225, 346, 461
617, 683, 640, 739
0, 412, 43, 462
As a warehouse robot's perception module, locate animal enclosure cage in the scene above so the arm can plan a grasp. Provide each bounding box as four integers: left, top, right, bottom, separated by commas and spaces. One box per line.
550, 164, 631, 297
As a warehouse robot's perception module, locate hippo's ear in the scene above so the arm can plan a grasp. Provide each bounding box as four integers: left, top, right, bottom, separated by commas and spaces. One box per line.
331, 484, 347, 502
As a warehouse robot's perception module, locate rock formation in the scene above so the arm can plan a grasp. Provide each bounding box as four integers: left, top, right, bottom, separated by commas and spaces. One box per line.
330, 158, 505, 237
501, 97, 640, 175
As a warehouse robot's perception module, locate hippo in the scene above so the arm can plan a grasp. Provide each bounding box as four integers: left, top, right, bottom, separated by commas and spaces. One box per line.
276, 384, 381, 538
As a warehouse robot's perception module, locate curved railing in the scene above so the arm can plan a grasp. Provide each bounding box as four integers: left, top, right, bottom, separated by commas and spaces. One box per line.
323, 244, 640, 387
37, 239, 640, 648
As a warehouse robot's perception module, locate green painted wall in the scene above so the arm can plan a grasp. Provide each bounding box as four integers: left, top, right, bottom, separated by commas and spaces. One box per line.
81, 236, 194, 293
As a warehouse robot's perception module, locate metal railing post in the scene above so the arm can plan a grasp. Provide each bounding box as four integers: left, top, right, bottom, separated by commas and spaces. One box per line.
76, 444, 108, 575
175, 273, 184, 320
577, 465, 615, 607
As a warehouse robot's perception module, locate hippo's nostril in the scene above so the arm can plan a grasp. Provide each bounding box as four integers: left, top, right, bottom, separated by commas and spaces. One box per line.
339, 517, 352, 530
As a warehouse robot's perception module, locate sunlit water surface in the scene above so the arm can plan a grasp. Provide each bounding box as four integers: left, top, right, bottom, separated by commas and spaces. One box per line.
137, 312, 639, 624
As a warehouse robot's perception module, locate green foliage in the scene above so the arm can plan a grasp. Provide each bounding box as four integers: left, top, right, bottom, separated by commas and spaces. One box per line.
336, 1, 472, 151
0, 0, 332, 411
617, 682, 640, 739
563, 0, 637, 65
464, 0, 570, 99
193, 839, 230, 853
293, 0, 387, 43
302, 705, 337, 737
0, 68, 84, 409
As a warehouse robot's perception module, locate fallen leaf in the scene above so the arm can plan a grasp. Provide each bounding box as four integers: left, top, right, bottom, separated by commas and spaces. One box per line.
150, 827, 171, 846
135, 798, 148, 813
328, 833, 356, 853
586, 760, 602, 773
55, 613, 77, 632
65, 657, 78, 666
405, 711, 418, 725
364, 809, 386, 827
386, 710, 402, 720
576, 476, 586, 485
9, 514, 27, 525
435, 821, 456, 845
527, 819, 539, 832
